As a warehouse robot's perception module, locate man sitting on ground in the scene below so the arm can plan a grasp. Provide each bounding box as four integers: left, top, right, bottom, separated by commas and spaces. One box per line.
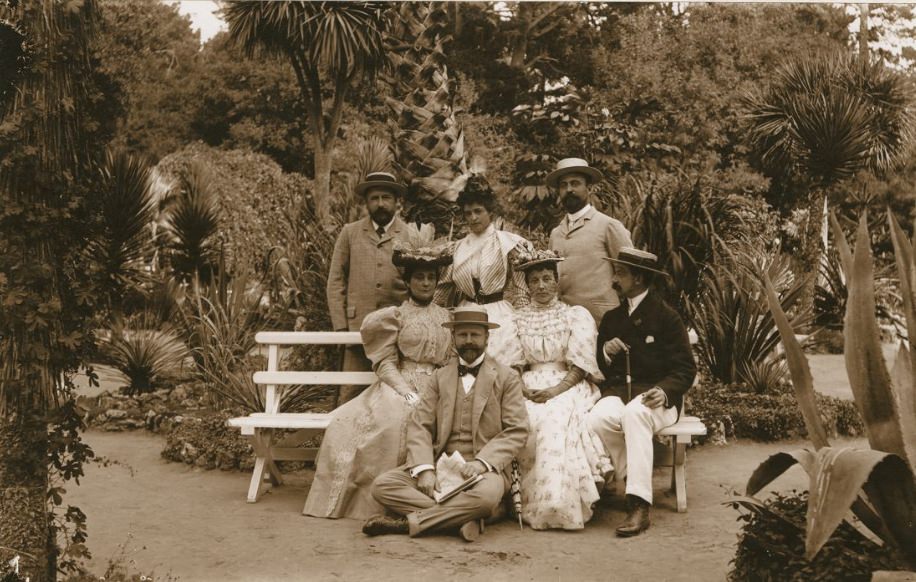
364, 306, 529, 542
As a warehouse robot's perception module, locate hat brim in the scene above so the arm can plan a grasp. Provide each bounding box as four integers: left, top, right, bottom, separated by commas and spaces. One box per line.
604, 257, 669, 277
545, 166, 603, 189
442, 320, 500, 330
355, 180, 406, 197
516, 257, 565, 271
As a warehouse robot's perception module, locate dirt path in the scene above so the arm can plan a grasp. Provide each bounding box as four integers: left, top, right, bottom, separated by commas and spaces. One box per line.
67, 430, 865, 582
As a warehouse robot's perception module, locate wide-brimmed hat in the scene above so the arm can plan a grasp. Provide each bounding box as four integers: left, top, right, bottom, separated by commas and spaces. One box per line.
392, 240, 454, 271
442, 305, 500, 329
355, 171, 407, 198
604, 247, 668, 277
513, 248, 565, 272
545, 158, 603, 189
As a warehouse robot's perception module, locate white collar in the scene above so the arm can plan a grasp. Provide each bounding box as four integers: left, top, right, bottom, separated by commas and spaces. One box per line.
465, 223, 496, 242
458, 352, 486, 370
567, 203, 593, 224
371, 216, 396, 233
627, 288, 649, 315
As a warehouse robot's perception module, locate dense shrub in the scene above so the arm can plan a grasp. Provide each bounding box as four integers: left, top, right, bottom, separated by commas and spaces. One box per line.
688, 381, 863, 443
161, 411, 253, 471
154, 143, 310, 272
729, 490, 906, 581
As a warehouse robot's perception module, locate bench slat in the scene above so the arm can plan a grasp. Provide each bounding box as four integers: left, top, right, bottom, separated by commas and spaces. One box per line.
253, 371, 376, 386
255, 331, 363, 345
228, 413, 332, 430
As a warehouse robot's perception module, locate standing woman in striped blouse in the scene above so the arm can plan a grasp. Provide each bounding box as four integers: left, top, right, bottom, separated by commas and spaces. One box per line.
435, 175, 532, 363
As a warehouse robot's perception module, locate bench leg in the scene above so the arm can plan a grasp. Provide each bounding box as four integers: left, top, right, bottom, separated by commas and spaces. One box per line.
246, 429, 283, 503
671, 435, 688, 513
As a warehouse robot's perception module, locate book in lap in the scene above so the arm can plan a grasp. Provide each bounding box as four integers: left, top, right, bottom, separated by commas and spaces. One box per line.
433, 451, 482, 503
434, 474, 484, 503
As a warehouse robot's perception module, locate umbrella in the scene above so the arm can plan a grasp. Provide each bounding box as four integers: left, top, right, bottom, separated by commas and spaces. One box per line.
510, 458, 523, 529
625, 349, 632, 402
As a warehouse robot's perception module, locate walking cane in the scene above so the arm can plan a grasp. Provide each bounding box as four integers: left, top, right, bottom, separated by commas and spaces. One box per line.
625, 349, 632, 403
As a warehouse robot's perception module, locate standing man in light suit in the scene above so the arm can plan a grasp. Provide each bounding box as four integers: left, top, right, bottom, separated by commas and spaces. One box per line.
365, 306, 529, 542
327, 172, 410, 404
548, 158, 633, 323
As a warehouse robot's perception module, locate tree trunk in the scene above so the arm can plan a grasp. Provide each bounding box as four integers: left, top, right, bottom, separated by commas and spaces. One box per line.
312, 144, 332, 226
859, 4, 870, 62
0, 412, 52, 582
799, 187, 827, 329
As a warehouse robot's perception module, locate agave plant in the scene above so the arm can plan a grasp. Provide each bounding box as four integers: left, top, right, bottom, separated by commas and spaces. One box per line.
385, 2, 468, 236
104, 313, 188, 396
745, 212, 916, 568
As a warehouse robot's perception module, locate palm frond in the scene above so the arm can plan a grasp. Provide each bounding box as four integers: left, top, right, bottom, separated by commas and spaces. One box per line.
163, 162, 221, 285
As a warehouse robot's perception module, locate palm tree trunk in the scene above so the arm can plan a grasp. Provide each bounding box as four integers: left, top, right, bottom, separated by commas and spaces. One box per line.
0, 412, 52, 581
313, 145, 332, 226
799, 187, 827, 327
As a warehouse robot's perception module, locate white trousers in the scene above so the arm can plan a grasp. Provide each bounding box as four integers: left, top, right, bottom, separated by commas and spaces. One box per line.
587, 396, 678, 504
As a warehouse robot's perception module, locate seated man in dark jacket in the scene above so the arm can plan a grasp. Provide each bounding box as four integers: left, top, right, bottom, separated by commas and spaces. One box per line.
588, 247, 696, 537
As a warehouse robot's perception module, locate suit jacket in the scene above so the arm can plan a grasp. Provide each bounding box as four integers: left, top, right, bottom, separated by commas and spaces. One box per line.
326, 216, 410, 331
596, 290, 696, 411
549, 207, 633, 322
406, 356, 529, 480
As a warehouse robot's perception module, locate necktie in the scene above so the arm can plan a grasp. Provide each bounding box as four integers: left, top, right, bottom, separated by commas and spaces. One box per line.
620, 297, 630, 315
458, 364, 480, 377
376, 225, 385, 238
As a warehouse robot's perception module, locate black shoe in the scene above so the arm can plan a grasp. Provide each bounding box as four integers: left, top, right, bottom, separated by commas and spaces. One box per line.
362, 514, 409, 536
615, 495, 650, 537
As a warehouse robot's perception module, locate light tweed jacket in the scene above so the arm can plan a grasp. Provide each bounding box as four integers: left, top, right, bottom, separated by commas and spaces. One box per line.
549, 206, 633, 323
326, 216, 410, 332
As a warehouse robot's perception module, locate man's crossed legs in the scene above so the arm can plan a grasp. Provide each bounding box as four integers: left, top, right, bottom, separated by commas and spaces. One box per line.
367, 469, 504, 541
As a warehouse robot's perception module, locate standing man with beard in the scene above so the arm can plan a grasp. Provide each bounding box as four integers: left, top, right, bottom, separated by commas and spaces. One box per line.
327, 172, 411, 404
547, 158, 633, 323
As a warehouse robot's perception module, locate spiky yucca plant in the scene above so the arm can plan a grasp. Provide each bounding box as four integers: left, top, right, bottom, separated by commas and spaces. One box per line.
162, 162, 221, 286
385, 2, 468, 236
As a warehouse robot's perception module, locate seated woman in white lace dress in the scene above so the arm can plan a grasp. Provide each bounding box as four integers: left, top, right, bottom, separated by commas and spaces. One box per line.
304, 241, 454, 520
510, 249, 611, 530
434, 174, 531, 364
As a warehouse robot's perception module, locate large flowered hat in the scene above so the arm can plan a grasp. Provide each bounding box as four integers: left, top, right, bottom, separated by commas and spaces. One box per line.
392, 223, 454, 271
512, 248, 565, 272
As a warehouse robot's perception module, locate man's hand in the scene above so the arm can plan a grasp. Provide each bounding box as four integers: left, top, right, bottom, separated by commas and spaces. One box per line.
417, 470, 436, 498
603, 337, 629, 357
640, 386, 666, 409
459, 460, 487, 479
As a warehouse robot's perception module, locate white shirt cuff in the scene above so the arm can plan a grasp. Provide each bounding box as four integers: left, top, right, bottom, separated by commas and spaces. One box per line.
602, 344, 615, 365
410, 464, 434, 478
476, 458, 494, 472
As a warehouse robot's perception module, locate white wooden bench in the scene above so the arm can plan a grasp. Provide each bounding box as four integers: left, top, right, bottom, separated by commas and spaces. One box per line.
658, 413, 707, 512
228, 330, 707, 513
227, 331, 374, 504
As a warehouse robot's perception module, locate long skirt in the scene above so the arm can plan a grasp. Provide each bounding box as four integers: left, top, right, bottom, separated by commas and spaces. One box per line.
517, 365, 611, 530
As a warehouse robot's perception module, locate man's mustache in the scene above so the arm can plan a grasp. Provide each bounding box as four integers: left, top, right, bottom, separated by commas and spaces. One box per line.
612, 282, 622, 292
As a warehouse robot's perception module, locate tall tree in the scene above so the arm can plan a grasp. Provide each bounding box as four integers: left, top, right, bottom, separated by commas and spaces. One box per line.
745, 53, 916, 321
224, 1, 388, 224
0, 0, 109, 579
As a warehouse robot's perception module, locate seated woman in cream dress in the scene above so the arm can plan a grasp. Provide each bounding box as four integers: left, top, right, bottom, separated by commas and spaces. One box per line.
510, 249, 611, 530
304, 241, 454, 520
435, 175, 531, 363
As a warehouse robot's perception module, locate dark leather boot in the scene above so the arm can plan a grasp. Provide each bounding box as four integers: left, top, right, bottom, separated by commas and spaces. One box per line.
362, 515, 409, 536
615, 495, 650, 537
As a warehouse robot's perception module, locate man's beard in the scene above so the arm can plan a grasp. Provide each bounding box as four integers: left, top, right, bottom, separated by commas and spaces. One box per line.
458, 345, 483, 362
562, 194, 587, 214
370, 208, 394, 225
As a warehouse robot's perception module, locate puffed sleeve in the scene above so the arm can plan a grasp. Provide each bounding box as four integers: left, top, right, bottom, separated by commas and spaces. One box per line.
359, 306, 410, 392
565, 304, 603, 382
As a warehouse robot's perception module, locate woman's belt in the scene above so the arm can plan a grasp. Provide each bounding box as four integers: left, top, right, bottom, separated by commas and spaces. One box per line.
463, 291, 504, 304
528, 362, 568, 373
401, 360, 436, 376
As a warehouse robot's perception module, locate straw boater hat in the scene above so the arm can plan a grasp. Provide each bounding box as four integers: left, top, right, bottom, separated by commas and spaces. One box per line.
513, 248, 565, 272
355, 171, 407, 198
605, 247, 669, 277
442, 305, 500, 329
545, 158, 604, 189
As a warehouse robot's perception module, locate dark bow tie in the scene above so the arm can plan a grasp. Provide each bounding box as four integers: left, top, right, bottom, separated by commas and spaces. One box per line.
458, 364, 481, 377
